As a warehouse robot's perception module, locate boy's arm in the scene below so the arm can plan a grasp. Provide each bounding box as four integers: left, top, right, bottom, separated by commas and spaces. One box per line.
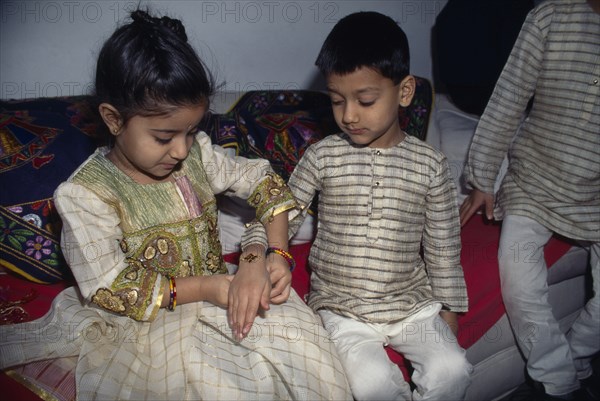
463, 7, 545, 215
287, 143, 322, 238
423, 158, 469, 315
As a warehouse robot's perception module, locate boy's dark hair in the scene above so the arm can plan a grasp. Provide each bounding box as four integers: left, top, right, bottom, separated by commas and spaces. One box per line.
315, 11, 410, 84
94, 9, 214, 124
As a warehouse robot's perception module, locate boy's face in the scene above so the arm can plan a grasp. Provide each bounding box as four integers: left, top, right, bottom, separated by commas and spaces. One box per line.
326, 67, 415, 148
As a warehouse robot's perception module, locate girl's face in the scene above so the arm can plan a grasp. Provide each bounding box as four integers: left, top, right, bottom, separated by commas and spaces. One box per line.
106, 103, 206, 184
326, 67, 415, 148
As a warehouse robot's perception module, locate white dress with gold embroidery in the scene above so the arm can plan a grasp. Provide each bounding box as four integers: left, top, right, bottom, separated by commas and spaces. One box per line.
0, 132, 351, 401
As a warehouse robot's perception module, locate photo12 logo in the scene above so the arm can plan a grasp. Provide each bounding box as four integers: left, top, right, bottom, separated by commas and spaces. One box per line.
199, 1, 339, 24
1, 1, 138, 24
2, 81, 94, 99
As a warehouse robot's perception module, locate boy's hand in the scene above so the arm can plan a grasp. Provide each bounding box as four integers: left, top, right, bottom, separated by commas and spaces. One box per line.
228, 249, 271, 341
459, 189, 495, 226
266, 253, 292, 304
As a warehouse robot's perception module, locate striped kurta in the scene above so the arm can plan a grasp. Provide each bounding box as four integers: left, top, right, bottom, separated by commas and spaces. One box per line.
288, 134, 468, 323
465, 0, 600, 242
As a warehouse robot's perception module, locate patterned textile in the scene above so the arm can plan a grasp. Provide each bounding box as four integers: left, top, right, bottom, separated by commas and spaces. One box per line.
398, 76, 433, 141
204, 90, 338, 182
0, 98, 99, 283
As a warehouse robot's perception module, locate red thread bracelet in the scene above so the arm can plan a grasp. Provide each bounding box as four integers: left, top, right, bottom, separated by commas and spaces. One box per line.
167, 276, 177, 311
266, 247, 296, 271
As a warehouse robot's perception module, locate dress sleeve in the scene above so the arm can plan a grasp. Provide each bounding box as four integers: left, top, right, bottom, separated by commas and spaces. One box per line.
196, 133, 296, 224
54, 181, 165, 321
464, 7, 544, 193
239, 142, 321, 250
423, 158, 469, 312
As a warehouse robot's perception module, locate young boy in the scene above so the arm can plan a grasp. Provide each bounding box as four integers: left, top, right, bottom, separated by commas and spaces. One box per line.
460, 1, 600, 400
286, 11, 472, 400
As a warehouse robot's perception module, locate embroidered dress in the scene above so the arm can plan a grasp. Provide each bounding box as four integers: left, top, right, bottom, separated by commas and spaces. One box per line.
0, 132, 351, 400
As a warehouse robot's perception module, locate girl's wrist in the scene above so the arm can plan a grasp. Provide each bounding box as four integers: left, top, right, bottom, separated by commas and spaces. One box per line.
265, 247, 296, 271
239, 244, 267, 270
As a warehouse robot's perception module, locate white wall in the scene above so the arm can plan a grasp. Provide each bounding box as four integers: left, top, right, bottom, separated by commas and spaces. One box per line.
0, 0, 447, 101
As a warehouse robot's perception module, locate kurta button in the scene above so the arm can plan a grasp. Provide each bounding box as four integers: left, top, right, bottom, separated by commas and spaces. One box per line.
375, 181, 380, 186
593, 79, 599, 85
376, 150, 381, 155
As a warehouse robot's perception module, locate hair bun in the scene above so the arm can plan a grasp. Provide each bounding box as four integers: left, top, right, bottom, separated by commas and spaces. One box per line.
130, 9, 154, 25
158, 16, 188, 42
130, 10, 188, 42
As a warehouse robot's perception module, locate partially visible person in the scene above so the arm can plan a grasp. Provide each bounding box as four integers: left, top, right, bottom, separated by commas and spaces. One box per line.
460, 1, 600, 400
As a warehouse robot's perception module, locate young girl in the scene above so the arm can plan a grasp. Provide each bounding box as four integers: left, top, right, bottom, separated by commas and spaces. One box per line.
0, 10, 351, 400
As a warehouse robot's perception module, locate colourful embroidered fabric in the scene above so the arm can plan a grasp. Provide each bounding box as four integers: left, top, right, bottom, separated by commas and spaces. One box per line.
0, 98, 99, 283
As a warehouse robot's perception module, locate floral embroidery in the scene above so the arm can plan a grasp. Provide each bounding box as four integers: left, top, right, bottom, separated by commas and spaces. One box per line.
413, 105, 427, 117
219, 125, 237, 136
251, 96, 268, 111
0, 206, 67, 281
277, 92, 302, 106
25, 235, 52, 260
0, 217, 31, 251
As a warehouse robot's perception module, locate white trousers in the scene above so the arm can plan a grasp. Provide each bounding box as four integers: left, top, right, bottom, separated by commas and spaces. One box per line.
499, 215, 600, 396
319, 303, 472, 401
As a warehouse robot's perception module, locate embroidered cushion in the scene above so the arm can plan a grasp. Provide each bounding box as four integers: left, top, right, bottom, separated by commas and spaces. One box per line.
204, 90, 338, 181
0, 97, 99, 283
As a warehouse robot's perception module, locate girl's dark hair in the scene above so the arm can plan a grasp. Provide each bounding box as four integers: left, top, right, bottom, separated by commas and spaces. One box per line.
94, 9, 214, 124
315, 12, 410, 84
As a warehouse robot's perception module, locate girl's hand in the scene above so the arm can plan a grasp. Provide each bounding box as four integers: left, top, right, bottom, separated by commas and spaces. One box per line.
163, 274, 233, 309
266, 252, 292, 304
200, 274, 234, 308
228, 248, 271, 341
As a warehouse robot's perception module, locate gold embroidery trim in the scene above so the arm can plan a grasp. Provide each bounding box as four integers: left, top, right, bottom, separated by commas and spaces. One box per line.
92, 288, 126, 313
248, 172, 297, 223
